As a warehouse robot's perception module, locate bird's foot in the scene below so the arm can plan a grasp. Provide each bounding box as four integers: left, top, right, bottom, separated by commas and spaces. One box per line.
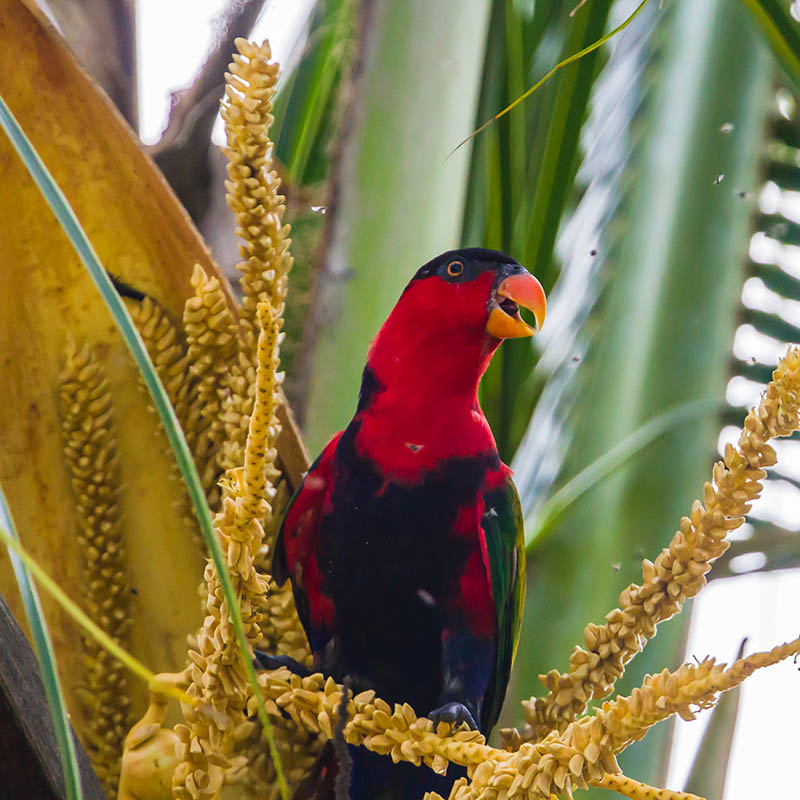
253, 651, 312, 677
429, 702, 478, 731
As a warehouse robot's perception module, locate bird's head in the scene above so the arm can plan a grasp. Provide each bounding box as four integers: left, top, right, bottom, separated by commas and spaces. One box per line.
357, 249, 547, 463
404, 247, 546, 342
365, 249, 547, 402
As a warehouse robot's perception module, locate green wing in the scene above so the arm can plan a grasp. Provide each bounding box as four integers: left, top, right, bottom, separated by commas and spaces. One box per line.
481, 472, 526, 733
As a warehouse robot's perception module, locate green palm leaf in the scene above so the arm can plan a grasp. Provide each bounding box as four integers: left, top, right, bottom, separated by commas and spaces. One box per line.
740, 0, 800, 90
508, 1, 772, 789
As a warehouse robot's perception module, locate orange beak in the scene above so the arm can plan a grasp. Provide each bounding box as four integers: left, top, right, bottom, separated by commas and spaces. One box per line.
486, 270, 547, 339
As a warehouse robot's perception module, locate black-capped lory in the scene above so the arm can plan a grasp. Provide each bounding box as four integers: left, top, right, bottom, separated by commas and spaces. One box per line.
271, 248, 546, 799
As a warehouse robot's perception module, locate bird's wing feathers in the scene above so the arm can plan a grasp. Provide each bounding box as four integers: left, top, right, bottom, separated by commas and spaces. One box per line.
273, 433, 341, 643
275, 437, 525, 734
480, 469, 526, 732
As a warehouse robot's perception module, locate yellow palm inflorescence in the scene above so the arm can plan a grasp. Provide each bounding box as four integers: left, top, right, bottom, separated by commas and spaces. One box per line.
248, 637, 800, 800
118, 37, 315, 800
172, 304, 280, 800
129, 294, 221, 542
217, 36, 294, 477
221, 37, 320, 791
170, 38, 316, 800
222, 38, 293, 344
130, 296, 194, 423
182, 264, 239, 505
59, 342, 133, 797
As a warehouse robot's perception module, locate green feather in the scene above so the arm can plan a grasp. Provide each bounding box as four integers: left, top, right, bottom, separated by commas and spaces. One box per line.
482, 475, 526, 732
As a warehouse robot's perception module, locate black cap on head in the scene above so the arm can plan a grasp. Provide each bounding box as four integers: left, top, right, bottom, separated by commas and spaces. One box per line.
412, 248, 521, 284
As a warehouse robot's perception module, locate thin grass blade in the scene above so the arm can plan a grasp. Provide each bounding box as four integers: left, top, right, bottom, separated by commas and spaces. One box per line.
450, 0, 651, 155
496, 0, 614, 458
0, 487, 83, 800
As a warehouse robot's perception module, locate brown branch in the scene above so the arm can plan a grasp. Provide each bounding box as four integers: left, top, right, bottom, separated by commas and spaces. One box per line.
149, 0, 264, 223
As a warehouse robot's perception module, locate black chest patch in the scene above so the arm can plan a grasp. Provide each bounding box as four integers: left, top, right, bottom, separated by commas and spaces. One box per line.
316, 421, 499, 710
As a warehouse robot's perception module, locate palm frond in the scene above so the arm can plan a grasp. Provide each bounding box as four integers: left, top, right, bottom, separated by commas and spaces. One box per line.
508, 1, 773, 789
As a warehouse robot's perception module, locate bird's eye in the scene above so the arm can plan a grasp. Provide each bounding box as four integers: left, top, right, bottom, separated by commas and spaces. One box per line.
446, 260, 464, 277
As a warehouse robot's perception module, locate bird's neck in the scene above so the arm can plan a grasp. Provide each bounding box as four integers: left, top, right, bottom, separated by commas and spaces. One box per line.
351, 308, 501, 479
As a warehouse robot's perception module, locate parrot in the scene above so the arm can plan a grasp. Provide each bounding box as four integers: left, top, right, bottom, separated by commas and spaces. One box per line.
269, 248, 546, 800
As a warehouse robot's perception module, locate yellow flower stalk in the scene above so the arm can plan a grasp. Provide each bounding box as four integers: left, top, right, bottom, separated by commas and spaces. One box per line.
129, 296, 193, 426
183, 265, 238, 433
59, 341, 132, 797
216, 35, 310, 670
222, 37, 293, 343
173, 303, 281, 799
217, 39, 320, 793
592, 775, 702, 800
128, 294, 221, 538
254, 636, 800, 800
230, 299, 321, 797
592, 638, 800, 759
481, 638, 800, 800
511, 346, 800, 744
216, 37, 293, 475
182, 263, 239, 504
118, 38, 314, 799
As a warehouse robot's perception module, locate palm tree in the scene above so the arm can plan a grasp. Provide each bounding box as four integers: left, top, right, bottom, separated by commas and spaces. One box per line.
2, 0, 800, 796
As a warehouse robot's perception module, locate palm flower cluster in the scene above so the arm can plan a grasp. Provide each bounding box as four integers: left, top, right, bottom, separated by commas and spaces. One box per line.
172, 302, 282, 799
509, 350, 792, 743
118, 37, 316, 800
250, 635, 799, 800
59, 342, 132, 797
129, 292, 224, 540
181, 265, 239, 506
216, 37, 293, 475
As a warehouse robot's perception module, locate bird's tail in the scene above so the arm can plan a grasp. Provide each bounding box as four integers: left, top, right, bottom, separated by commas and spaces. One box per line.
293, 741, 465, 800
348, 747, 465, 800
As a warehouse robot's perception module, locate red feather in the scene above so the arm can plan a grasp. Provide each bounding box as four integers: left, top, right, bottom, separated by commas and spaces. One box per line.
355, 273, 501, 480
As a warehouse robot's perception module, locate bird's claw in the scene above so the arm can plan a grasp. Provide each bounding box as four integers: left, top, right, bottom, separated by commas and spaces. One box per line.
253, 651, 312, 677
429, 702, 478, 731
